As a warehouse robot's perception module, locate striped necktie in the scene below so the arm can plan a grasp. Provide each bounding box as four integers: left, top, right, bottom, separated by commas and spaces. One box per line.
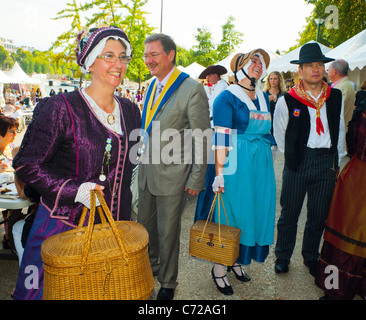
157, 82, 164, 95
152, 82, 164, 107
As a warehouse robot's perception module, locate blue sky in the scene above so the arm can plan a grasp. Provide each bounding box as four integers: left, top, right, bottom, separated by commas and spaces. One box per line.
1, 0, 314, 54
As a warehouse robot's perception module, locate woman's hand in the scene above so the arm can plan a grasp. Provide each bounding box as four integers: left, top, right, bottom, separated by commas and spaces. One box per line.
94, 184, 105, 196
75, 182, 105, 208
212, 175, 224, 193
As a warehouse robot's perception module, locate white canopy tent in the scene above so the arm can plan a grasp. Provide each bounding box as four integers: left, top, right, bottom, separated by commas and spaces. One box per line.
326, 29, 366, 88
346, 44, 366, 71
182, 62, 206, 80
6, 62, 40, 85
0, 70, 14, 83
266, 40, 331, 74
177, 65, 187, 73
0, 70, 15, 107
263, 30, 366, 88
327, 29, 366, 62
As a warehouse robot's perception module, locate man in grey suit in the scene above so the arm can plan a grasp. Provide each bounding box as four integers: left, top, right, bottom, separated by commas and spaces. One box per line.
137, 33, 211, 300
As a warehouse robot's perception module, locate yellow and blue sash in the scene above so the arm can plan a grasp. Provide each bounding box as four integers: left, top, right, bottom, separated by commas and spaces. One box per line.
139, 68, 189, 150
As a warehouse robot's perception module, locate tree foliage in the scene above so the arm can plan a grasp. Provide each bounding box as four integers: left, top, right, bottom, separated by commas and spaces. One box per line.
1, 1, 244, 82
217, 16, 243, 61
193, 27, 217, 67
193, 16, 243, 67
77, 0, 154, 84
289, 0, 366, 51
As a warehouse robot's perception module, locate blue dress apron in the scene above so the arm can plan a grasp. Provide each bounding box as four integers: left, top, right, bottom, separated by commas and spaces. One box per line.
215, 109, 276, 265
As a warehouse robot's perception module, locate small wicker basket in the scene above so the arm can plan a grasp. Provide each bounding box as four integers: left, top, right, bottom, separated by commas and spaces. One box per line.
189, 193, 241, 266
41, 191, 154, 300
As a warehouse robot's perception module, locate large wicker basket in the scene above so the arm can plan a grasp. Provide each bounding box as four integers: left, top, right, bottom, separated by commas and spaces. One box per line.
189, 193, 241, 266
41, 191, 154, 300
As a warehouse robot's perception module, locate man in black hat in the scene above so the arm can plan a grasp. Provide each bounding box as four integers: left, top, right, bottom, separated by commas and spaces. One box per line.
273, 42, 347, 276
199, 65, 228, 127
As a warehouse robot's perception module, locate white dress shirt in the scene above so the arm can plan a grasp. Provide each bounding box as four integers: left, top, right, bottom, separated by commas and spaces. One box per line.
273, 90, 347, 165
208, 79, 228, 127
153, 67, 175, 106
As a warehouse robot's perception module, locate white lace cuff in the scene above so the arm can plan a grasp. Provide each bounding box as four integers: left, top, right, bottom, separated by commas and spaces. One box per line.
75, 182, 100, 208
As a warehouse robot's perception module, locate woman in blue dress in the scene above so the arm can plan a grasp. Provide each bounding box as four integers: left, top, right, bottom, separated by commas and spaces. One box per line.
210, 50, 276, 295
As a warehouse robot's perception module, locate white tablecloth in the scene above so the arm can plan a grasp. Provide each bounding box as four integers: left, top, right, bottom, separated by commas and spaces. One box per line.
0, 183, 33, 210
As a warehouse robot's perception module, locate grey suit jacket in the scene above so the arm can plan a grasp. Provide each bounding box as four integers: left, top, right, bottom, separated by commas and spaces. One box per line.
138, 75, 211, 196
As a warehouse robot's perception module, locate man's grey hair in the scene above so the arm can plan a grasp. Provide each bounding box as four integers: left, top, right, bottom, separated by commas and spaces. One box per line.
329, 59, 349, 76
144, 33, 177, 65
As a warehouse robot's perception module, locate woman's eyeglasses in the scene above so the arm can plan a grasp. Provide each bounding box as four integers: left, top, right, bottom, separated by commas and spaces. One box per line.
97, 54, 132, 64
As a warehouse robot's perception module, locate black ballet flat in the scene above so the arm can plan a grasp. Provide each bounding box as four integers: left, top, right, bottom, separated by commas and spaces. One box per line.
227, 265, 251, 282
211, 267, 233, 295
2, 235, 11, 250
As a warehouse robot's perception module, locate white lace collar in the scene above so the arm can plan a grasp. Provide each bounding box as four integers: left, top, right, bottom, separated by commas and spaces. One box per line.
226, 84, 268, 112
81, 88, 122, 135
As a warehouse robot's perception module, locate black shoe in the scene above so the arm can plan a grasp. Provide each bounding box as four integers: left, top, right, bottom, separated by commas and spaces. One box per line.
211, 267, 233, 295
227, 265, 251, 282
275, 259, 289, 274
156, 287, 174, 300
304, 260, 318, 277
2, 235, 11, 250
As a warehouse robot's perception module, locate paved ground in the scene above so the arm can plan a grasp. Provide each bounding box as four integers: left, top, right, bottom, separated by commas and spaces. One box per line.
0, 131, 358, 301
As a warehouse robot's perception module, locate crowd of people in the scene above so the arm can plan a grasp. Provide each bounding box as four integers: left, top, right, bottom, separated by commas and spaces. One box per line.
0, 25, 365, 301
115, 86, 145, 111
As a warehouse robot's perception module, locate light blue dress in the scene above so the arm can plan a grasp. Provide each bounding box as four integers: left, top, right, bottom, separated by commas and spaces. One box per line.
212, 88, 276, 265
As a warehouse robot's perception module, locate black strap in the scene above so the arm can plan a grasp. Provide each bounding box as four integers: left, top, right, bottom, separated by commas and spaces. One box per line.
234, 53, 256, 88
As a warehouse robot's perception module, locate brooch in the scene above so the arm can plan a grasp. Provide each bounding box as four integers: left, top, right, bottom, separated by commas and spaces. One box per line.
293, 109, 301, 117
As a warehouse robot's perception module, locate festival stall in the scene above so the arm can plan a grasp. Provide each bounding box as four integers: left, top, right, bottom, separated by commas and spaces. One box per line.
327, 29, 366, 89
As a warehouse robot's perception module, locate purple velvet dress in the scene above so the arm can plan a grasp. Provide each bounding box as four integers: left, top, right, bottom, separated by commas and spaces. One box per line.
12, 89, 141, 300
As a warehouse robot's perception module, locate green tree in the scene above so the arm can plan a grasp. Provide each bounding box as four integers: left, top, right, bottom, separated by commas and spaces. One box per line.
10, 48, 34, 74
119, 0, 154, 85
193, 27, 217, 67
81, 0, 129, 26
23, 52, 35, 74
289, 0, 366, 51
81, 0, 154, 85
51, 0, 88, 84
176, 46, 194, 68
0, 46, 8, 67
216, 16, 243, 61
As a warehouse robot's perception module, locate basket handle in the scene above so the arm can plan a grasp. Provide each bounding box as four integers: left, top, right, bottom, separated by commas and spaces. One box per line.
77, 201, 107, 228
80, 190, 129, 271
200, 193, 229, 245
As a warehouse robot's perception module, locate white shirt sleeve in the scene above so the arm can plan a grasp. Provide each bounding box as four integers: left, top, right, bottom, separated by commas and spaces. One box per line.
208, 80, 228, 127
273, 95, 288, 153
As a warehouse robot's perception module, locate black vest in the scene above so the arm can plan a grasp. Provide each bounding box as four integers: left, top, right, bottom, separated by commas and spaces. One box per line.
283, 88, 342, 171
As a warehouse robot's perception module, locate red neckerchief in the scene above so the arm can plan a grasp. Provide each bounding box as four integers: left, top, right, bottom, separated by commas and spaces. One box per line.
289, 80, 331, 135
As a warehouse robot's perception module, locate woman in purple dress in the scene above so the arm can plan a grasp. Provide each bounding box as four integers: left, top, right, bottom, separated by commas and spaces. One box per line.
12, 26, 141, 300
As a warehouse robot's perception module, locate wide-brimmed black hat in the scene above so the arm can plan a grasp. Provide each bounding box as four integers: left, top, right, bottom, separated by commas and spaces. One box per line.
290, 42, 334, 65
198, 65, 227, 79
